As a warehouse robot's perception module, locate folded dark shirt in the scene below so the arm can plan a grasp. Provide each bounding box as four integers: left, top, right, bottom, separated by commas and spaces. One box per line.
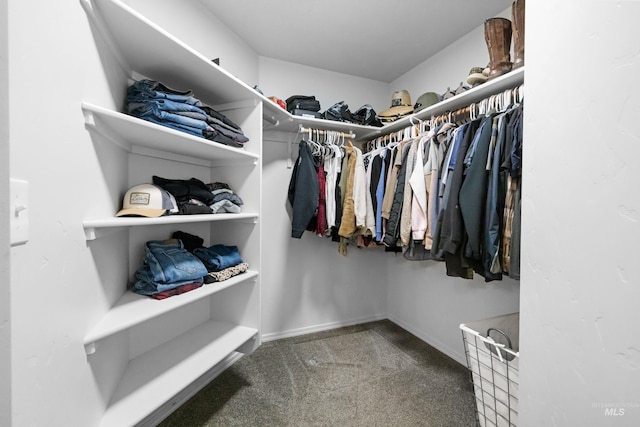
150, 281, 203, 299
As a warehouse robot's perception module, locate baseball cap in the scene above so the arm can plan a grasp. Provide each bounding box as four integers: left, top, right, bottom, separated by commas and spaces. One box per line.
116, 183, 178, 217
414, 92, 442, 113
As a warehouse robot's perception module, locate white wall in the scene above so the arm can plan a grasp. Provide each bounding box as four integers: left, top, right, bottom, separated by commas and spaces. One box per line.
520, 1, 640, 425
8, 0, 120, 424
385, 8, 520, 365
261, 133, 388, 340
259, 56, 390, 114
1, 0, 11, 424
392, 8, 511, 106
258, 56, 391, 339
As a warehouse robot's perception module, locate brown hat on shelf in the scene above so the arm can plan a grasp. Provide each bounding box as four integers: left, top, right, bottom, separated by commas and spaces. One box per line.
378, 90, 413, 123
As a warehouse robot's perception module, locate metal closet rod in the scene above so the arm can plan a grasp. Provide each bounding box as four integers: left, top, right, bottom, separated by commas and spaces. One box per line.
299, 124, 356, 139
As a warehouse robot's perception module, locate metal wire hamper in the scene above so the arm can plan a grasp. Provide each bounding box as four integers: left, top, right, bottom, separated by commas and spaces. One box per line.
460, 313, 520, 427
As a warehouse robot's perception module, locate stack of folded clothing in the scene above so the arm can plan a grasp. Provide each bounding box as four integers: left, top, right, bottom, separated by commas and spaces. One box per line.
207, 182, 244, 213
153, 175, 215, 215
126, 79, 249, 148
131, 232, 250, 299
131, 239, 207, 298
193, 244, 249, 284
152, 176, 244, 215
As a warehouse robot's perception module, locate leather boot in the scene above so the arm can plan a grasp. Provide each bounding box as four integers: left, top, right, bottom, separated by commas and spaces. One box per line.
512, 0, 525, 68
484, 17, 512, 80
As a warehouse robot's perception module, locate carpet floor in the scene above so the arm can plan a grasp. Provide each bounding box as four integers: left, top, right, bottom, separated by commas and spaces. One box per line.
158, 320, 477, 426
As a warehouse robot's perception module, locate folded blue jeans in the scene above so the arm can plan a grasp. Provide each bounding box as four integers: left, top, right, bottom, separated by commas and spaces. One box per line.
193, 245, 243, 272
132, 264, 202, 295
127, 98, 208, 117
135, 115, 206, 138
127, 79, 202, 106
145, 239, 208, 283
131, 107, 211, 130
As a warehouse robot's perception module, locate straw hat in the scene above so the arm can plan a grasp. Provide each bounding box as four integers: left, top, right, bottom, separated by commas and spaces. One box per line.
379, 90, 413, 122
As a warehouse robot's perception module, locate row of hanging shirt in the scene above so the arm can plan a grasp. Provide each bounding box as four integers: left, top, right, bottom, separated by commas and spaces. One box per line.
288, 128, 373, 255
288, 86, 523, 282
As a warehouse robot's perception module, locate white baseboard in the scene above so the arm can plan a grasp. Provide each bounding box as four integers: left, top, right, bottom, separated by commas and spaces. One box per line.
387, 314, 467, 366
261, 313, 387, 342
262, 314, 467, 367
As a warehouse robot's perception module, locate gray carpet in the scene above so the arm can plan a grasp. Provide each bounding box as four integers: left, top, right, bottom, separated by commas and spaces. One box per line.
158, 320, 477, 426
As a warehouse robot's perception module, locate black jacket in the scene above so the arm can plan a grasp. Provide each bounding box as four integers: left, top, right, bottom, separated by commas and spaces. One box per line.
288, 140, 319, 238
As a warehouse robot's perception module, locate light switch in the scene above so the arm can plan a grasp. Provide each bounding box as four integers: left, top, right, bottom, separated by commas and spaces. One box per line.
10, 178, 29, 246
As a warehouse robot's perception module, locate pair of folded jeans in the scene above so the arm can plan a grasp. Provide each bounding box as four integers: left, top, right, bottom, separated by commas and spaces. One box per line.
193, 244, 243, 272
134, 115, 205, 138
130, 107, 211, 130
132, 264, 203, 295
131, 239, 208, 295
127, 79, 202, 106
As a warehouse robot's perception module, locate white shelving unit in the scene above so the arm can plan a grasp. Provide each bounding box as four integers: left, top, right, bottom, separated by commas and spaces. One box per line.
99, 320, 258, 427
83, 271, 259, 354
263, 67, 524, 142
81, 0, 262, 425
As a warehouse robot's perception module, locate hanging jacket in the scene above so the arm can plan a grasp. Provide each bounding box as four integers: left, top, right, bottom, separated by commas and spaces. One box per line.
459, 114, 495, 269
438, 119, 481, 255
383, 143, 412, 247
338, 143, 358, 238
484, 111, 511, 281
288, 140, 319, 238
400, 138, 419, 247
439, 119, 481, 279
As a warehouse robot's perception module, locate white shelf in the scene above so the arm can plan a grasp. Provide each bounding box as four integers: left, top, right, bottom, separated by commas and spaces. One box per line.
83, 213, 259, 241
84, 270, 259, 352
84, 0, 262, 107
82, 102, 258, 165
359, 67, 525, 141
82, 0, 376, 140
263, 104, 381, 137
264, 68, 524, 141
98, 320, 258, 427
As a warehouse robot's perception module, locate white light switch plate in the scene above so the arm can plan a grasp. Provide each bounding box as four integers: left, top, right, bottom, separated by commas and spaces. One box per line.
10, 178, 29, 246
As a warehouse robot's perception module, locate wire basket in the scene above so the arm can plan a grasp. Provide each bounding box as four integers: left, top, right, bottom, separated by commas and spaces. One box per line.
460, 313, 520, 427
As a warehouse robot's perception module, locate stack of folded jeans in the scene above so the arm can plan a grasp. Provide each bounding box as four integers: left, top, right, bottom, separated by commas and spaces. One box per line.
193, 244, 249, 284
131, 239, 208, 296
126, 79, 249, 148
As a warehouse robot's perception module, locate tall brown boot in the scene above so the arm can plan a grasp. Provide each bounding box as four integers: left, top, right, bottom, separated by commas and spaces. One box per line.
512, 0, 525, 68
484, 17, 512, 80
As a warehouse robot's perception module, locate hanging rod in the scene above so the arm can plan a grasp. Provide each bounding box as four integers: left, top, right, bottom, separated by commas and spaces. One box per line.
298, 124, 355, 139
364, 83, 525, 150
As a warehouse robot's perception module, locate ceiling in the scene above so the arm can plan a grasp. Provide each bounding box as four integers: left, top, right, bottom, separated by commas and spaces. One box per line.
201, 0, 512, 82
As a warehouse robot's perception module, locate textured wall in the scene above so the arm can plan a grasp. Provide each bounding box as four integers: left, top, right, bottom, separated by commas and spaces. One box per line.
8, 0, 122, 425
1, 1, 11, 424
520, 1, 640, 425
